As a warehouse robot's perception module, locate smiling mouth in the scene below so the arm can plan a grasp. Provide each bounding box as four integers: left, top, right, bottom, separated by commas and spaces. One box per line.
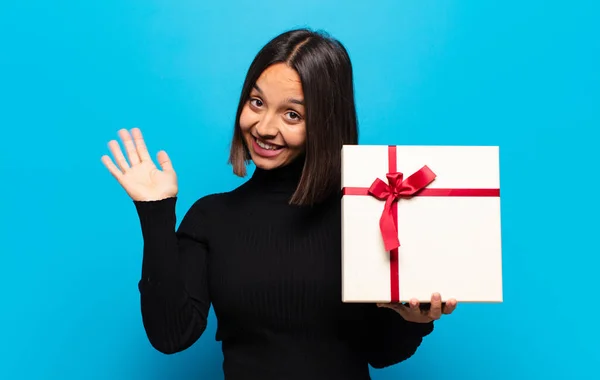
254, 136, 284, 151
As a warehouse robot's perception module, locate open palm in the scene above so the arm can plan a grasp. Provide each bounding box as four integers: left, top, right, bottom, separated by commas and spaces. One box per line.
101, 128, 178, 202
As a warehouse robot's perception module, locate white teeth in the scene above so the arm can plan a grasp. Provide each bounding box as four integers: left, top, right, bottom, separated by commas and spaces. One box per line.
256, 139, 279, 150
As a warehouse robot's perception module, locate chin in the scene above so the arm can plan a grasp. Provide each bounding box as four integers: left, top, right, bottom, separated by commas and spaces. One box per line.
251, 154, 288, 170
244, 136, 287, 169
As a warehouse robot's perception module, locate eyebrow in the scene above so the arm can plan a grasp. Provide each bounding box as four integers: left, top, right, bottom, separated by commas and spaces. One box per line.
286, 97, 304, 106
253, 84, 304, 106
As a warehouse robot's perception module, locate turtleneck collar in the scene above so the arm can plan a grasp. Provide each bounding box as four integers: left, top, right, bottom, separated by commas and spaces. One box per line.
248, 156, 305, 195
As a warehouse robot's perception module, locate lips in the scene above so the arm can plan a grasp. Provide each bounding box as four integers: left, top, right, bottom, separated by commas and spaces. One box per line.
254, 136, 284, 150
251, 136, 285, 158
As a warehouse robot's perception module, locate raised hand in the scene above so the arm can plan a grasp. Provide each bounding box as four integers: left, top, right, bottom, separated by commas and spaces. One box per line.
101, 128, 178, 202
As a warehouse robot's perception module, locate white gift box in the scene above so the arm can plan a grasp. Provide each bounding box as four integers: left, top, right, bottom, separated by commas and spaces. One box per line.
341, 145, 503, 303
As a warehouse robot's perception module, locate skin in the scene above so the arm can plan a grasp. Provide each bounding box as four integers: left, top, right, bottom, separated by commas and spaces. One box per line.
239, 62, 307, 170
378, 293, 458, 323
100, 64, 458, 324
101, 128, 178, 202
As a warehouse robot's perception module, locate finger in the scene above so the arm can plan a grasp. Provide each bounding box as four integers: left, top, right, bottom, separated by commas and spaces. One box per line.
408, 298, 421, 313
108, 140, 130, 171
101, 155, 124, 181
131, 127, 152, 162
157, 150, 174, 172
118, 129, 140, 166
428, 293, 443, 320
443, 298, 458, 315
410, 299, 435, 321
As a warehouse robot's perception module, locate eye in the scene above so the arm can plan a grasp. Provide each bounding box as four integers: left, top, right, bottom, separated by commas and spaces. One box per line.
249, 98, 263, 108
285, 111, 302, 121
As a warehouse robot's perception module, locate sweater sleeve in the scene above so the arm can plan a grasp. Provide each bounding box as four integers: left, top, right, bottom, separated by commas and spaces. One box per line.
133, 196, 211, 355
364, 304, 434, 369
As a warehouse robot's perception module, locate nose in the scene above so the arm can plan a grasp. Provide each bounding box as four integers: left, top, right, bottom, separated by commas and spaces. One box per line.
254, 114, 279, 139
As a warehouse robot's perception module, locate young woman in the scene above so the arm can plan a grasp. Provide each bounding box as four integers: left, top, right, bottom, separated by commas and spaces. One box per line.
101, 28, 457, 380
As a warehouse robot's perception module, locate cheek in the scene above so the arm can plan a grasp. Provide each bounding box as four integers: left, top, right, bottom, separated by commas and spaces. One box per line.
283, 126, 307, 149
238, 106, 254, 133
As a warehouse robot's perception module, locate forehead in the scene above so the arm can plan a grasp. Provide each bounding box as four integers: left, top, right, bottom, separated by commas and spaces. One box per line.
255, 63, 303, 97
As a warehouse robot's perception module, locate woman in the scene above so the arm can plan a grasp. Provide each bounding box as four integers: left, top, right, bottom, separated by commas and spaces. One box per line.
101, 28, 456, 380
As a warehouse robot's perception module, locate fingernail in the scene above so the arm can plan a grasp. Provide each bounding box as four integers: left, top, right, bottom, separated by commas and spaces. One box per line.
433, 293, 441, 301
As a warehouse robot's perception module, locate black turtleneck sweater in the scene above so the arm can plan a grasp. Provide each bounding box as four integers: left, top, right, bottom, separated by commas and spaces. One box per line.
133, 159, 434, 380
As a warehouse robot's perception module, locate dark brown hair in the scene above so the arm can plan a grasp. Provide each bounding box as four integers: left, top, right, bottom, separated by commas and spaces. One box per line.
228, 28, 359, 206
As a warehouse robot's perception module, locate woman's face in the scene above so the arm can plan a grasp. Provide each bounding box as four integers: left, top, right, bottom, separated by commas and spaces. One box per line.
239, 63, 307, 171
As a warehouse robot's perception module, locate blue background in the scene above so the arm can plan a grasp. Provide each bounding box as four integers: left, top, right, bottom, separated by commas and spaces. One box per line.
1, 1, 598, 379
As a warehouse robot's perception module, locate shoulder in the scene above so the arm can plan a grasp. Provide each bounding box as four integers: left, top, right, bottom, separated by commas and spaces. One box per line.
184, 193, 230, 220
176, 189, 241, 239
184, 180, 253, 217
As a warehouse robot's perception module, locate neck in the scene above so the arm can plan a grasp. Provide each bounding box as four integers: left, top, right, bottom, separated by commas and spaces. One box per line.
249, 157, 304, 195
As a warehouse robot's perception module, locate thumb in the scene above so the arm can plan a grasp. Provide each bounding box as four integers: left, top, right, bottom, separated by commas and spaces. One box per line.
156, 150, 174, 172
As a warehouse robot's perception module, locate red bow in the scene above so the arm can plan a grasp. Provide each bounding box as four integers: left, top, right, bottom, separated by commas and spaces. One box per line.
368, 166, 437, 251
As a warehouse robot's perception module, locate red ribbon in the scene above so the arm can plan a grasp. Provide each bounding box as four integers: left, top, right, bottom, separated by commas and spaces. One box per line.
368, 167, 437, 251
341, 145, 500, 302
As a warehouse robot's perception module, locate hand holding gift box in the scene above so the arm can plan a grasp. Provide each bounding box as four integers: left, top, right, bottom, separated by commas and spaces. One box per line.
377, 292, 458, 322
341, 145, 503, 304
